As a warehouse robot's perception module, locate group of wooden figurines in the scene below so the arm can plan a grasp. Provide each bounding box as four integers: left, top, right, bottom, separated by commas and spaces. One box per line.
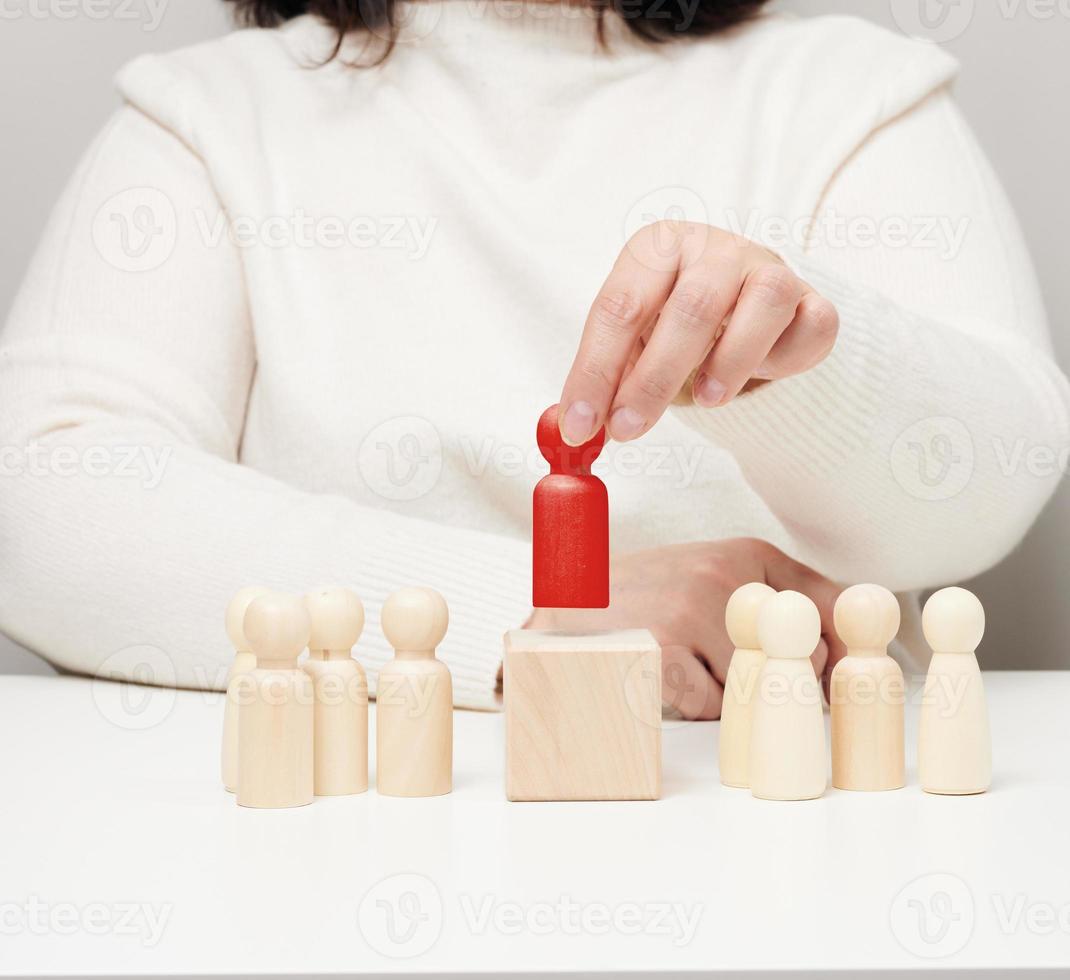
719, 583, 992, 800
220, 578, 990, 807
221, 585, 454, 808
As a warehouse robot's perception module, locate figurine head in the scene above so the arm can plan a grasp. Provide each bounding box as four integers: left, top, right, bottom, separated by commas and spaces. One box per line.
243, 593, 311, 664
834, 584, 901, 652
757, 590, 822, 660
538, 404, 606, 475
381, 586, 449, 656
725, 581, 776, 650
305, 587, 365, 653
923, 587, 985, 654
225, 586, 272, 653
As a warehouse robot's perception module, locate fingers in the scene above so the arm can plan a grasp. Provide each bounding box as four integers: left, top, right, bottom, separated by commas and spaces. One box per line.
607, 265, 737, 441
563, 221, 836, 447
811, 636, 830, 686
563, 221, 836, 444
662, 645, 724, 721
752, 291, 839, 382
693, 264, 804, 407
558, 229, 682, 446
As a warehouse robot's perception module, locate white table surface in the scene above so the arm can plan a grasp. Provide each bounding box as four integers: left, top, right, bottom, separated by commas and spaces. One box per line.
2, 671, 1068, 978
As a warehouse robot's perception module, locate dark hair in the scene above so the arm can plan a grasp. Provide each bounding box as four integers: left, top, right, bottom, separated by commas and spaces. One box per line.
224, 0, 771, 63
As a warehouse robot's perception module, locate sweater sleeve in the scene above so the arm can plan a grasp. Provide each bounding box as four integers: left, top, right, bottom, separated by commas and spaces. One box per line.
673, 88, 1070, 591
0, 106, 528, 709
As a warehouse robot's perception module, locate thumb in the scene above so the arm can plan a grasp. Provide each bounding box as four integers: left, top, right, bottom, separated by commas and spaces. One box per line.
761, 548, 847, 684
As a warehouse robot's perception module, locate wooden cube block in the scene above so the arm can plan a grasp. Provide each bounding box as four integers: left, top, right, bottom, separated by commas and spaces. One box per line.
504, 629, 662, 801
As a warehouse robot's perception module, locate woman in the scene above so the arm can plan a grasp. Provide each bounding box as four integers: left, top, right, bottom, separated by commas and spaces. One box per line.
0, 0, 1066, 717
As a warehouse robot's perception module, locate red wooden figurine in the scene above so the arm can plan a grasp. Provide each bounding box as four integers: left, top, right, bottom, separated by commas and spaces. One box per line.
532, 404, 610, 609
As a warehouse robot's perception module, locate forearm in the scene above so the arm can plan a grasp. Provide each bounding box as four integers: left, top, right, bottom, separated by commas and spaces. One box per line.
673, 90, 1070, 589
0, 105, 527, 708
0, 396, 527, 709
674, 255, 1069, 588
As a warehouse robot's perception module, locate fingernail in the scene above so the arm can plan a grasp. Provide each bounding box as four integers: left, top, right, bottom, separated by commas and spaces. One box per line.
561, 401, 596, 446
693, 373, 727, 408
609, 406, 645, 441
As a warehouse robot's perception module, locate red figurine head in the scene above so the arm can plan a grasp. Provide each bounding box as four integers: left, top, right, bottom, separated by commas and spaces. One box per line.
537, 404, 606, 476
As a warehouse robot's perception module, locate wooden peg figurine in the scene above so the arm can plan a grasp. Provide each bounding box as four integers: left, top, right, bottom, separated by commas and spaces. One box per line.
830, 584, 905, 792
749, 590, 827, 801
304, 588, 368, 796
719, 582, 776, 788
532, 404, 609, 609
918, 587, 991, 795
237, 593, 314, 809
376, 587, 453, 798
221, 586, 270, 793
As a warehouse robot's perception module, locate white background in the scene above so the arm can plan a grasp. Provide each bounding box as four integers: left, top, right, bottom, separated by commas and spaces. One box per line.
1, 0, 1067, 672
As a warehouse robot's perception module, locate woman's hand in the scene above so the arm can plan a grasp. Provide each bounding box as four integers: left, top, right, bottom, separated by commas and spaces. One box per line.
557, 221, 840, 445
527, 539, 846, 720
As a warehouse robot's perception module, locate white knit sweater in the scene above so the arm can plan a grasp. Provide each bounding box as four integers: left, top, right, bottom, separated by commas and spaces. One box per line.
1, 5, 1067, 707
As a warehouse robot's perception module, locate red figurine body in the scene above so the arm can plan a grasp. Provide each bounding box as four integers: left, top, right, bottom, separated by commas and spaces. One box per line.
532, 405, 610, 609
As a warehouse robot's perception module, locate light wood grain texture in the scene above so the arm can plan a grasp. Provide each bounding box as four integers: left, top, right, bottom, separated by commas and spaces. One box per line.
750, 591, 827, 801
376, 587, 453, 798
236, 593, 314, 809
304, 588, 368, 797
221, 586, 270, 793
830, 584, 905, 792
918, 587, 991, 795
719, 582, 776, 788
532, 405, 609, 609
504, 628, 661, 802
